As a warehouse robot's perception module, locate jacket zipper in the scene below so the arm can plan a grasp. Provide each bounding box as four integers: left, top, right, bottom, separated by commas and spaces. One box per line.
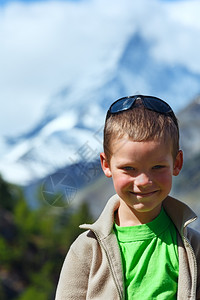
182, 217, 198, 299
88, 228, 124, 300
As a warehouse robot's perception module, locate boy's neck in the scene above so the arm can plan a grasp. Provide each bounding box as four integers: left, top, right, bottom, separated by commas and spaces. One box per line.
115, 200, 162, 226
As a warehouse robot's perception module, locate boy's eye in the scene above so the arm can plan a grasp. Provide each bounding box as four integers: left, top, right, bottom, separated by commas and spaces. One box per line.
153, 165, 165, 170
123, 166, 135, 171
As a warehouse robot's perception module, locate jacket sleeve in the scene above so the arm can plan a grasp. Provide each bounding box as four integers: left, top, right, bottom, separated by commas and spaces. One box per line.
55, 233, 92, 300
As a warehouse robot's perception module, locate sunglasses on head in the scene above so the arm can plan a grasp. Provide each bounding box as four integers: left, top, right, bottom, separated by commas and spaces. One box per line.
107, 94, 178, 127
109, 95, 173, 114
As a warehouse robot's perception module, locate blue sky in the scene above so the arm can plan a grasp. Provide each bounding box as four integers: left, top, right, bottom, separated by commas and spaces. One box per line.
0, 0, 81, 4
0, 0, 184, 5
0, 0, 200, 137
0, 0, 184, 6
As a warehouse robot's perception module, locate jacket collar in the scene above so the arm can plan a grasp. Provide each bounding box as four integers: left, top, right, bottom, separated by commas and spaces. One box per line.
163, 196, 197, 237
80, 194, 119, 239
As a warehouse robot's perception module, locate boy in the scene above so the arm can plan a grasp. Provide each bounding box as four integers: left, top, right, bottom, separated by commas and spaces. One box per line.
55, 95, 200, 299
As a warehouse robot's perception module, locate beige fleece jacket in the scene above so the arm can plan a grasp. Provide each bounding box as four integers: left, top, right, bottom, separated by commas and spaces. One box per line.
55, 195, 200, 300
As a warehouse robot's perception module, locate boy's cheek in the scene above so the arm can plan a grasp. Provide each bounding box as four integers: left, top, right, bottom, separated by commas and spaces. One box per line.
113, 174, 132, 190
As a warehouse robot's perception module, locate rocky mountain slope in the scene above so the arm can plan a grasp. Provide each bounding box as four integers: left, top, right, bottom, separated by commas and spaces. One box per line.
171, 96, 200, 228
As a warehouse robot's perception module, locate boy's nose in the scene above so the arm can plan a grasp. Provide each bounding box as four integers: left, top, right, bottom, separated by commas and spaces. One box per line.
134, 173, 152, 188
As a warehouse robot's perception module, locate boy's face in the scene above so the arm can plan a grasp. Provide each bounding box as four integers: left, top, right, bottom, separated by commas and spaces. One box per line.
100, 136, 183, 222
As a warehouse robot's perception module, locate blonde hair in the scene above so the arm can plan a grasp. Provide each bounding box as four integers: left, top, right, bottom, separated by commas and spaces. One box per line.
103, 100, 179, 162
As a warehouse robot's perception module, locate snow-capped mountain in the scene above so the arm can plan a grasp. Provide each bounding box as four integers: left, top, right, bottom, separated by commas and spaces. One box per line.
1, 30, 200, 185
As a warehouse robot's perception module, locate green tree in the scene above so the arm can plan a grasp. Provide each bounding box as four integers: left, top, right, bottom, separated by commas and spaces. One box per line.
0, 175, 93, 299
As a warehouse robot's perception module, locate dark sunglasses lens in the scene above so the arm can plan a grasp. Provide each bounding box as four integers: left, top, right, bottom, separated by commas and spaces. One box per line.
110, 97, 136, 113
143, 97, 172, 113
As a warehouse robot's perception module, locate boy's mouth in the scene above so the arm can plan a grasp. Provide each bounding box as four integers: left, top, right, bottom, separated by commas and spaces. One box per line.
130, 190, 158, 197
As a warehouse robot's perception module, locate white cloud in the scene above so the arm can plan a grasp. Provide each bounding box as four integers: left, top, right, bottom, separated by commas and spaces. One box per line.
0, 0, 200, 136
0, 0, 136, 135
141, 0, 200, 72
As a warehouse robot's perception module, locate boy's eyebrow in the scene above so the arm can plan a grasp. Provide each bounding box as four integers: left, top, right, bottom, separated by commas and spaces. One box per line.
115, 157, 170, 165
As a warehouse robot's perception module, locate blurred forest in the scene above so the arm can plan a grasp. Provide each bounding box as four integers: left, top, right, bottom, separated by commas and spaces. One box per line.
0, 175, 93, 300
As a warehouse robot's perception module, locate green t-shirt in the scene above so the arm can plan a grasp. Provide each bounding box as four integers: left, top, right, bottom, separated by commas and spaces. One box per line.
114, 208, 179, 300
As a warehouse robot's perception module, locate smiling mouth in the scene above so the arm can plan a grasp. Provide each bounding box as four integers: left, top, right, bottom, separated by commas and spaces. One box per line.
130, 191, 158, 197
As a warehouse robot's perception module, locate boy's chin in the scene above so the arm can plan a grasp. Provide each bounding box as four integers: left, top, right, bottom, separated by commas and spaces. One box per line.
120, 197, 163, 213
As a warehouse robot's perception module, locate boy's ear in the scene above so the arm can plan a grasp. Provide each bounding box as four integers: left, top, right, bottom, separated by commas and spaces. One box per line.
100, 152, 112, 178
173, 150, 183, 176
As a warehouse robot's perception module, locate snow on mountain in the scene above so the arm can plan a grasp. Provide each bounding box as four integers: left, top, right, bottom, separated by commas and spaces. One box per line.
1, 0, 200, 185
101, 33, 200, 108
0, 102, 105, 184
